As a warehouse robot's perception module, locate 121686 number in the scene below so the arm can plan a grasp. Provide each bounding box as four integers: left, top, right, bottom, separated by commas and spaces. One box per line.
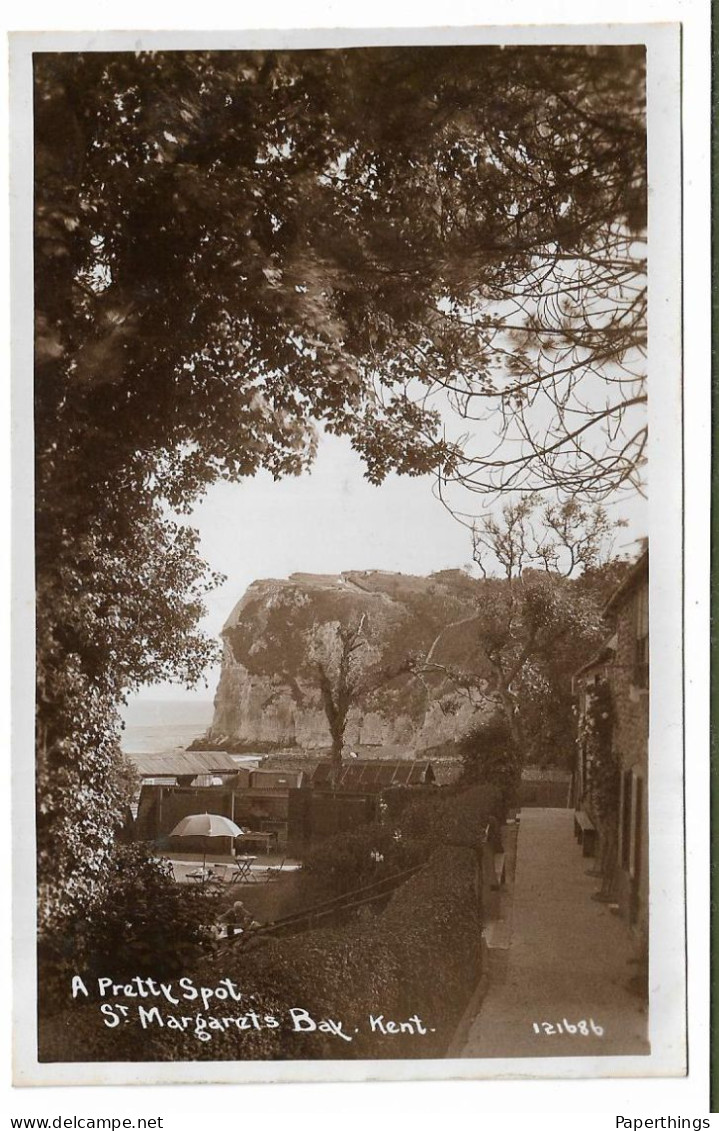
532, 1019, 604, 1036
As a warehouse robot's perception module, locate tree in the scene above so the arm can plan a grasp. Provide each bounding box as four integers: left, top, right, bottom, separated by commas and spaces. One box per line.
427, 48, 647, 503
417, 499, 626, 761
34, 46, 645, 928
35, 47, 646, 520
472, 497, 626, 579
35, 509, 223, 929
307, 615, 410, 778
474, 500, 628, 753
456, 714, 522, 816
310, 617, 370, 774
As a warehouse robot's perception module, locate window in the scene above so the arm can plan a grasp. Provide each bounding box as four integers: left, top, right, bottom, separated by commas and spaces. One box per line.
632, 775, 643, 882
620, 769, 632, 870
621, 768, 644, 880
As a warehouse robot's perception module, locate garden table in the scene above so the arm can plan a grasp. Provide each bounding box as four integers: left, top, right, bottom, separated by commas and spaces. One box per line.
186, 865, 212, 883
235, 831, 279, 854
230, 855, 257, 883
187, 864, 225, 888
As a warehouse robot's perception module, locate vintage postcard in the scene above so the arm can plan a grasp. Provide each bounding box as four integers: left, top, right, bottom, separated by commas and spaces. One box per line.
12, 23, 686, 1086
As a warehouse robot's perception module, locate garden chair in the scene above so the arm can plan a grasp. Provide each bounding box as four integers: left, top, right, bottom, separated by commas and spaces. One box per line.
263, 859, 286, 882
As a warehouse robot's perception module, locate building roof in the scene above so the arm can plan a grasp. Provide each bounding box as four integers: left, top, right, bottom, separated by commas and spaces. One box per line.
572, 633, 617, 680
310, 760, 435, 790
604, 546, 648, 615
571, 547, 648, 683
124, 750, 241, 779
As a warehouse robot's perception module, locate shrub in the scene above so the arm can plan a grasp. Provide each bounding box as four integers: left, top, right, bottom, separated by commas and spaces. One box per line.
220, 843, 482, 1060
302, 824, 427, 894
303, 782, 499, 897
39, 844, 221, 1013
456, 715, 521, 817
395, 781, 500, 848
39, 786, 489, 1063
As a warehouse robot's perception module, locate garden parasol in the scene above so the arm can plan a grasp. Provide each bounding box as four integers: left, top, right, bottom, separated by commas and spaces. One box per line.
169, 813, 246, 879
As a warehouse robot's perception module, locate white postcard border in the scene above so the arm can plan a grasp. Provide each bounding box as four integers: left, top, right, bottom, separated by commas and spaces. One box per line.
10, 19, 690, 1092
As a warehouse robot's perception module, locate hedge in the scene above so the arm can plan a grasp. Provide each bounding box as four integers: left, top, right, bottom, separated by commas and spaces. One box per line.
38, 784, 495, 1062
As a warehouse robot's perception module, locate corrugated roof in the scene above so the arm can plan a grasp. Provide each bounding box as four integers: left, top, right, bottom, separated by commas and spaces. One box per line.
310, 760, 435, 790
124, 750, 240, 778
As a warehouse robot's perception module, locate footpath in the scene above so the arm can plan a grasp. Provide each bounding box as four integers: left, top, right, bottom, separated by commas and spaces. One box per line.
458, 807, 649, 1059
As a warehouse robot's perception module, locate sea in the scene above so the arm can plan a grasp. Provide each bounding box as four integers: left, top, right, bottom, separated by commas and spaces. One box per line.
120, 698, 215, 755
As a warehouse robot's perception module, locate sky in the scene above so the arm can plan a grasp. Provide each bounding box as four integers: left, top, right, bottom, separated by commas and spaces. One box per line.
127, 427, 647, 707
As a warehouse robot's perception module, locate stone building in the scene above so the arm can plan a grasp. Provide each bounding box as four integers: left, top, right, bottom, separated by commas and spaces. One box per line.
605, 547, 649, 938
573, 547, 649, 962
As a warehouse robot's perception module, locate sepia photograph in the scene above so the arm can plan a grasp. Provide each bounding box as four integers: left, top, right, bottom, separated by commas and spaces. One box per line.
12, 23, 686, 1087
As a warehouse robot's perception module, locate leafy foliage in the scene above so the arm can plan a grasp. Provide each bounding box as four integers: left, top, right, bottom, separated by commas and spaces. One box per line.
81, 846, 222, 979
36, 514, 222, 931
39, 844, 221, 1009
429, 500, 625, 760
579, 678, 620, 825
33, 50, 451, 929
302, 823, 426, 894
302, 781, 500, 894
39, 787, 490, 1063
457, 714, 521, 814
391, 782, 500, 849
34, 46, 644, 929
36, 688, 137, 932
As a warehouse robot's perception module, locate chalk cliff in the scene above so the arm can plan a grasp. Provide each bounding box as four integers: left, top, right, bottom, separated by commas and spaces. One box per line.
205, 570, 495, 757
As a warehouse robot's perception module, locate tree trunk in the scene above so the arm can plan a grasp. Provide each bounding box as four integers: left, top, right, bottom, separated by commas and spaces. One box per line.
329, 732, 343, 792
495, 678, 524, 751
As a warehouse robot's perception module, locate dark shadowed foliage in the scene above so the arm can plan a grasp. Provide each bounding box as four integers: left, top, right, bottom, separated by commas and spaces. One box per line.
35, 46, 645, 933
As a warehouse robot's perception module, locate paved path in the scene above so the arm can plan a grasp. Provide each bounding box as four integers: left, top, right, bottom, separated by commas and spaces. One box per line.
460, 807, 649, 1059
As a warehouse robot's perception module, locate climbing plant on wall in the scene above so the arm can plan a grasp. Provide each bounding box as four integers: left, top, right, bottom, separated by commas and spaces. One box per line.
579, 678, 620, 826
